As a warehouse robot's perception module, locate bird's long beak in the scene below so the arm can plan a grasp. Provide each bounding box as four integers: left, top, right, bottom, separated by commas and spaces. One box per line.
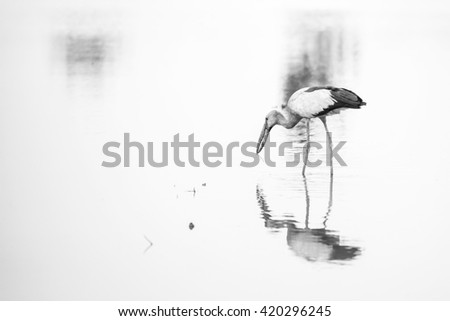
256, 120, 271, 154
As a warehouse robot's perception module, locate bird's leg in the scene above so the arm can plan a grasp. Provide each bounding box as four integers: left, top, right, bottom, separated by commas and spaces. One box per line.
303, 174, 310, 230
302, 119, 310, 177
323, 163, 334, 229
320, 117, 333, 177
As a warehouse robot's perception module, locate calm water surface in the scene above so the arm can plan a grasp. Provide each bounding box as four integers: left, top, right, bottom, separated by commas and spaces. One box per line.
1, 1, 450, 300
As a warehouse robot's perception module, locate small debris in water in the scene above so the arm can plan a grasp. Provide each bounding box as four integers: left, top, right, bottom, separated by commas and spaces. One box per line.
202, 183, 206, 186
144, 235, 153, 253
189, 222, 195, 230
186, 187, 196, 195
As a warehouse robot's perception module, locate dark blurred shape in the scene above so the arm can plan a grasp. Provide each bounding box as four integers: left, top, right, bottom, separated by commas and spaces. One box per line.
189, 222, 195, 230
50, 11, 121, 95
283, 13, 358, 102
64, 34, 110, 77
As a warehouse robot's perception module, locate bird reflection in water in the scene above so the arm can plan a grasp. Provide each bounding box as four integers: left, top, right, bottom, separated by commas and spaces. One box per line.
256, 173, 361, 262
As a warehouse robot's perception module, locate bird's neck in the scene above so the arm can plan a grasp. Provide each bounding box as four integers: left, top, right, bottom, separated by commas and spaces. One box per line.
278, 109, 301, 129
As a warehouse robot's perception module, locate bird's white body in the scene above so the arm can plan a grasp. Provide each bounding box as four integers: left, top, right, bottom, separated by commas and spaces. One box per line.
287, 87, 338, 118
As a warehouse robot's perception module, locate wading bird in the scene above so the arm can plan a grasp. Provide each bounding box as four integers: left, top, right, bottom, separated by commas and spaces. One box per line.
256, 86, 366, 175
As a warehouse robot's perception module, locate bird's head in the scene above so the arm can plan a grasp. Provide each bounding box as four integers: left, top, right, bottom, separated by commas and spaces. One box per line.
256, 110, 280, 154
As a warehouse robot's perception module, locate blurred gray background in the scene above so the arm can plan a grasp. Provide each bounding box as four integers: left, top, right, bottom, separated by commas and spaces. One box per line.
1, 0, 450, 300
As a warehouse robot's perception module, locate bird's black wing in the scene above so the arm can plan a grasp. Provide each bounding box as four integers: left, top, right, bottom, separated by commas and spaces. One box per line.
305, 86, 366, 117
330, 87, 366, 107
